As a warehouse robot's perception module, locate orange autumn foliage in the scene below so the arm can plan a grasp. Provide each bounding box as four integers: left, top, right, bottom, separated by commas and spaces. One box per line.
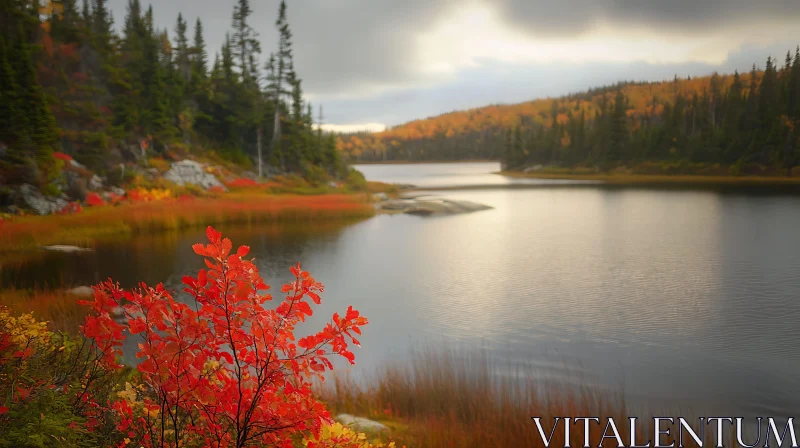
338, 71, 761, 160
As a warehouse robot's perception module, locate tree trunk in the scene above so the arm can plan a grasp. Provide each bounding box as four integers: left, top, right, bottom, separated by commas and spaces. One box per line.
271, 109, 284, 171
257, 127, 262, 178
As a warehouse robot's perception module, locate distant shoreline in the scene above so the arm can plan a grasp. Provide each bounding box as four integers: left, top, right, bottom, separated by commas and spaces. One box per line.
499, 171, 800, 186
351, 159, 498, 165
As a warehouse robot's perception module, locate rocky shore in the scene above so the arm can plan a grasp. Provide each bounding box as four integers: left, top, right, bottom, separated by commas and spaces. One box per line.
373, 191, 492, 216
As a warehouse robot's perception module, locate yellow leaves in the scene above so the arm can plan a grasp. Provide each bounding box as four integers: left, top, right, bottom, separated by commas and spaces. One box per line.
303, 422, 397, 448
133, 188, 172, 202
202, 359, 220, 375
117, 382, 138, 403
0, 308, 51, 348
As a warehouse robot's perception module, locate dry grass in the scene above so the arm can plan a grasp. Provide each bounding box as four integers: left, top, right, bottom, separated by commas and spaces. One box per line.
0, 193, 373, 256
318, 347, 643, 448
366, 181, 400, 196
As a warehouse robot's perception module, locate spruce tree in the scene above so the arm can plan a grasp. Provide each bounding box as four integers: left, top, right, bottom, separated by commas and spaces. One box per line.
191, 18, 207, 81
91, 0, 113, 53
0, 37, 21, 151
51, 0, 82, 44
81, 0, 91, 28
231, 0, 259, 84
269, 0, 294, 170
173, 13, 190, 81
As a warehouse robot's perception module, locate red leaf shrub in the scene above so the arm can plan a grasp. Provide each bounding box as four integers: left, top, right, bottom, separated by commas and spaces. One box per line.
57, 201, 83, 214
226, 178, 259, 188
106, 192, 124, 205
52, 151, 72, 162
85, 193, 105, 207
80, 226, 368, 447
126, 189, 142, 202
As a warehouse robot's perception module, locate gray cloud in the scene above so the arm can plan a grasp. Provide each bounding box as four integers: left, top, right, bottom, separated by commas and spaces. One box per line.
106, 1, 800, 126
322, 40, 800, 126
108, 0, 461, 97
490, 0, 800, 37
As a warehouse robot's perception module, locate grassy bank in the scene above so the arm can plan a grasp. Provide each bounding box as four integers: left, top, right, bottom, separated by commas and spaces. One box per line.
500, 169, 800, 186
0, 192, 374, 256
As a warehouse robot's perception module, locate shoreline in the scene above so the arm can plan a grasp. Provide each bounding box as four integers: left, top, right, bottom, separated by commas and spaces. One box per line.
498, 171, 800, 186
0, 192, 374, 262
352, 159, 498, 165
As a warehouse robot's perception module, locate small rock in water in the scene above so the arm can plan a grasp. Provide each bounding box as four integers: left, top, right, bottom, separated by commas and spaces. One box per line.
41, 245, 93, 253
335, 414, 388, 432
379, 197, 492, 216
372, 192, 389, 202
66, 286, 94, 296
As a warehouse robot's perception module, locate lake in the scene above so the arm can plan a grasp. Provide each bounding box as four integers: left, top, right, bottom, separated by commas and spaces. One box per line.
5, 161, 800, 417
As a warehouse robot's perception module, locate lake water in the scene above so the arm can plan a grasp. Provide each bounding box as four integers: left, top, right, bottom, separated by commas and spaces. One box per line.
5, 161, 800, 417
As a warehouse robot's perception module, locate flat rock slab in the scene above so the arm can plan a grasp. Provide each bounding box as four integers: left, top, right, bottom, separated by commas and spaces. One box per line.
66, 286, 94, 296
41, 245, 93, 253
379, 198, 492, 216
335, 414, 388, 432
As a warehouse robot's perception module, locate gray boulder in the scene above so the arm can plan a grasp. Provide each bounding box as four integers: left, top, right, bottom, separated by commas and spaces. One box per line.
164, 160, 226, 190
69, 159, 87, 170
89, 174, 105, 190
335, 414, 388, 432
18, 184, 69, 215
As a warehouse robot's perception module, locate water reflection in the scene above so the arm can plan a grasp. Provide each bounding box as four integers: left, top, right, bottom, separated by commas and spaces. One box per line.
5, 179, 800, 417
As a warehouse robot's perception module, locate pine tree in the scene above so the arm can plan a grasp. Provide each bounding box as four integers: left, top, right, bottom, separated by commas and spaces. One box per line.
1, 25, 58, 184
91, 0, 113, 53
269, 0, 293, 170
759, 56, 779, 130
0, 37, 21, 151
81, 0, 91, 28
231, 0, 259, 84
173, 13, 190, 81
50, 0, 82, 44
790, 47, 800, 120
191, 18, 207, 81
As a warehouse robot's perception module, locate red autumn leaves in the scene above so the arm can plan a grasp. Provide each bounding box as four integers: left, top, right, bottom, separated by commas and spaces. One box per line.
79, 226, 368, 447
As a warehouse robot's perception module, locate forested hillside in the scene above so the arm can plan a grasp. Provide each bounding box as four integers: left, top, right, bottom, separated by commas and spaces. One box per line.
0, 0, 343, 194
340, 50, 800, 175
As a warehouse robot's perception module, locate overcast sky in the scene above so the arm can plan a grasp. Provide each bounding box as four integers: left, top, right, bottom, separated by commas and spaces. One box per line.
107, 0, 800, 132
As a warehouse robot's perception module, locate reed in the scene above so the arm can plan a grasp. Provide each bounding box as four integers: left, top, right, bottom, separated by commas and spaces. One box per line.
0, 288, 88, 334
318, 347, 637, 447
